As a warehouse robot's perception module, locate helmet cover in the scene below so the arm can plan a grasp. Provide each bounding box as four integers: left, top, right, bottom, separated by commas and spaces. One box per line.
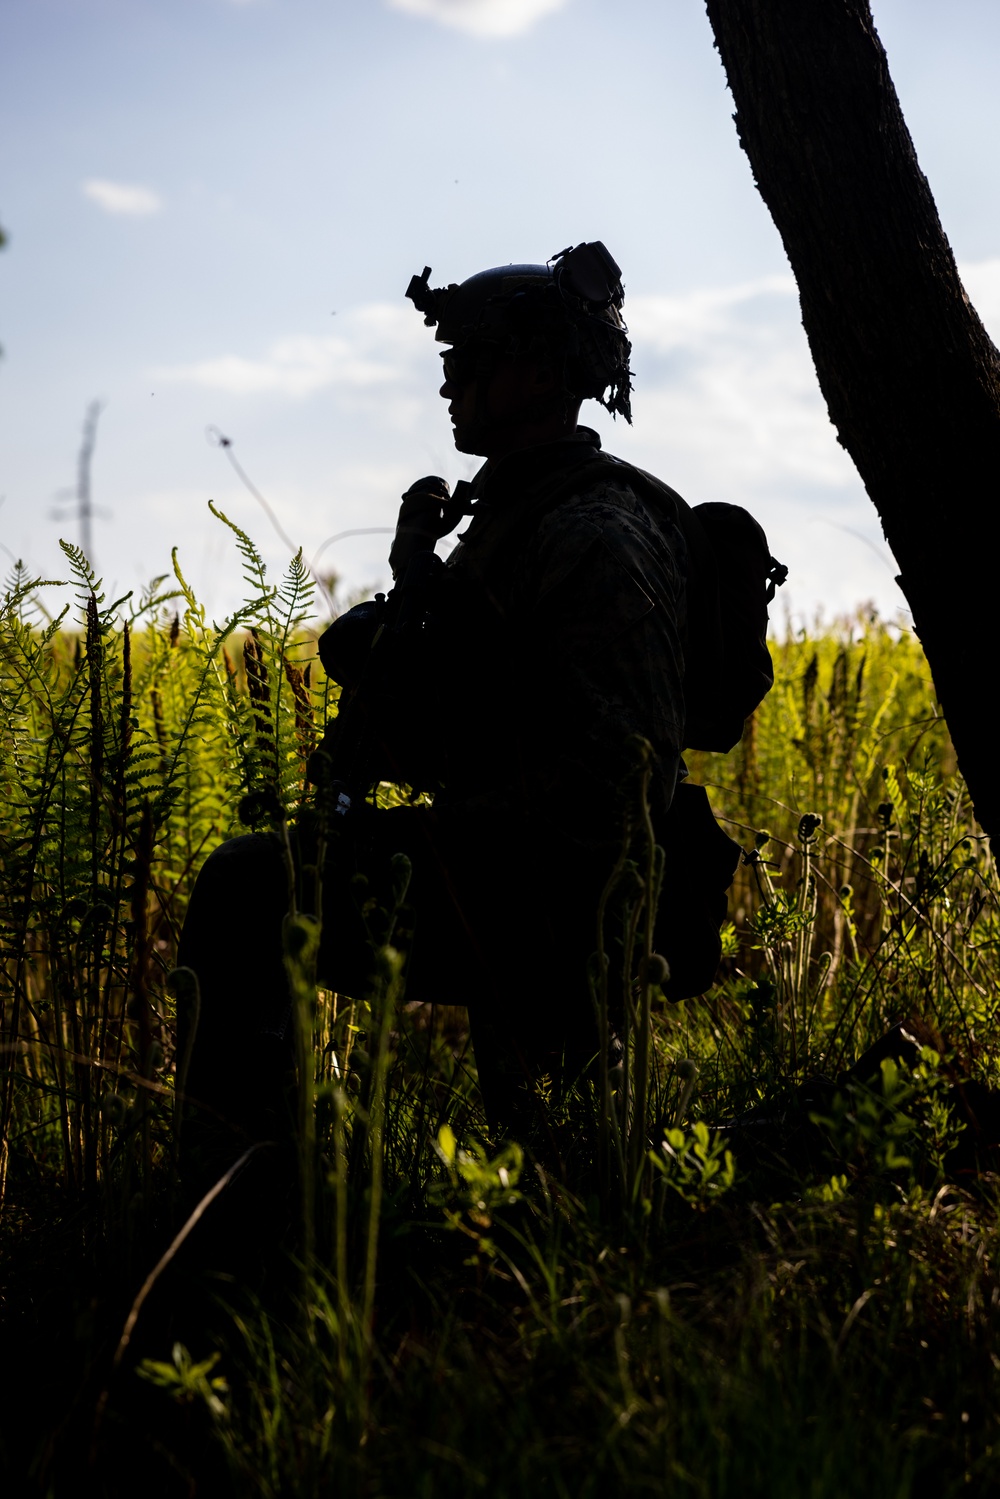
406, 242, 633, 422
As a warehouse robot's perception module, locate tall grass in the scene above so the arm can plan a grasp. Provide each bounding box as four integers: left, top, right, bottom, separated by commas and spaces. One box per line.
0, 523, 319, 1240
3, 526, 1000, 1497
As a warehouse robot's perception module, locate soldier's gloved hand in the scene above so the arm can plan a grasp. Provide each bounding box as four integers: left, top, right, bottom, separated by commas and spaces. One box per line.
388, 476, 451, 582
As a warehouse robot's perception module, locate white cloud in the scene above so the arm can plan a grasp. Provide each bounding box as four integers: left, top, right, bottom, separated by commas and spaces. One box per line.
618, 261, 1000, 510
623, 275, 852, 491
156, 339, 390, 397
152, 277, 847, 495
153, 305, 430, 397
82, 179, 162, 217
598, 275, 899, 619
126, 266, 1000, 623
627, 275, 797, 353
385, 0, 570, 40
138, 270, 921, 617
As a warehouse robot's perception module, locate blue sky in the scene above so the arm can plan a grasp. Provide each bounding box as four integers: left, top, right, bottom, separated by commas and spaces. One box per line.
3, 0, 1000, 623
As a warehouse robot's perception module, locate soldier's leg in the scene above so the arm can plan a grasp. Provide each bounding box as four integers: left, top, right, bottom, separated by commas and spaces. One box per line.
176, 819, 402, 1194
410, 822, 607, 1146
464, 924, 603, 1149
175, 833, 297, 1196
175, 812, 605, 1190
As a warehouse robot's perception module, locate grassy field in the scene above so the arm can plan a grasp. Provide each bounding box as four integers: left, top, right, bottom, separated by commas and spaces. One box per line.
2, 525, 1000, 1497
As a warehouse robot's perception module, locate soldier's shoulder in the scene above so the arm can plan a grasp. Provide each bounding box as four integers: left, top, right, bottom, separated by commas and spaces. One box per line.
516, 461, 686, 606
536, 456, 685, 543
585, 454, 688, 512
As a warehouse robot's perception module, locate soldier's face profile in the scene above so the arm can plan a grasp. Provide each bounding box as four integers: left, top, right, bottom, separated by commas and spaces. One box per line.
439, 360, 485, 455
439, 348, 570, 459
439, 343, 490, 454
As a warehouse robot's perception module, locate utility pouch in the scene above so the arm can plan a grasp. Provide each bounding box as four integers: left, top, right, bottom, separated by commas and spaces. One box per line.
655, 780, 742, 1001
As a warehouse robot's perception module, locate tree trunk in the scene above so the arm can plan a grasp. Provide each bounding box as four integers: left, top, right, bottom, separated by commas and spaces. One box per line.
703, 0, 1000, 845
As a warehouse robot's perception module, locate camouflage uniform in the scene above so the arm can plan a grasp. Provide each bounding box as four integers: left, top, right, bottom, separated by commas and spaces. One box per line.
177, 238, 723, 1185
431, 425, 686, 834
348, 426, 687, 835
178, 427, 690, 1157
305, 425, 691, 1130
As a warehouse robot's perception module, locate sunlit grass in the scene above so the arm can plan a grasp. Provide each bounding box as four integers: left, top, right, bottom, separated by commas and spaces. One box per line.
3, 529, 999, 1496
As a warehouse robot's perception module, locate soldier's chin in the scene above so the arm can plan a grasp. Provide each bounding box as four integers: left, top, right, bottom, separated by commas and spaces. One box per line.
451, 420, 489, 457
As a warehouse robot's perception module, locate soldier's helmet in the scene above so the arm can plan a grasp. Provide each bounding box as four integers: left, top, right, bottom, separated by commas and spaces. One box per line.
405, 242, 633, 423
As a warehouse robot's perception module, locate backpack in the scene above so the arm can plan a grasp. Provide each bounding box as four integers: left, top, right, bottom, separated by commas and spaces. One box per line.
514, 456, 787, 999
587, 460, 787, 753
474, 454, 786, 751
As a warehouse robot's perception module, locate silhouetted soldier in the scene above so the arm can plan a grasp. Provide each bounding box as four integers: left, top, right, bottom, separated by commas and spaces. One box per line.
178, 243, 767, 1178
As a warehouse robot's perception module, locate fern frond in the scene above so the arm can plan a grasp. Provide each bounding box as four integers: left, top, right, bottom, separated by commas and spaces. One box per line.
58, 539, 104, 608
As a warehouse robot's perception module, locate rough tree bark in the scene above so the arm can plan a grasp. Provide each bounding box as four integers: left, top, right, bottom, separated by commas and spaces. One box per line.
703, 0, 1000, 845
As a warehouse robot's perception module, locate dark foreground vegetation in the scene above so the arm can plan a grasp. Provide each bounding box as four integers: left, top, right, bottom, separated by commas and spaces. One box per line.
3, 526, 1000, 1496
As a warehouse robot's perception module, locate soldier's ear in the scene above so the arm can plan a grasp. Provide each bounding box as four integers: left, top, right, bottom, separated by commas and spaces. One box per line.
525, 358, 561, 394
